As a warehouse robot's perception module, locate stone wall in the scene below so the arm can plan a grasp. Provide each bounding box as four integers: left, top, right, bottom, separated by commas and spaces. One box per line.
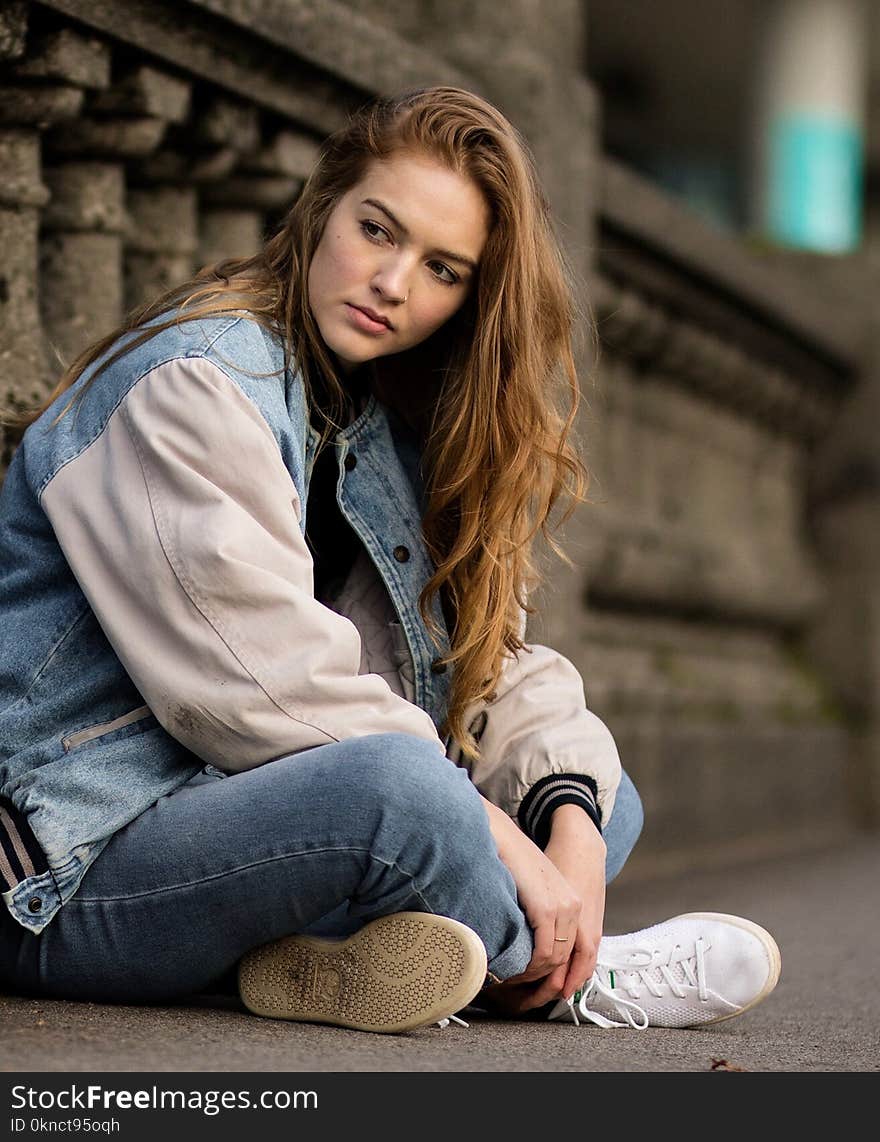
536, 160, 864, 872
536, 156, 867, 867
0, 0, 359, 465
0, 0, 869, 870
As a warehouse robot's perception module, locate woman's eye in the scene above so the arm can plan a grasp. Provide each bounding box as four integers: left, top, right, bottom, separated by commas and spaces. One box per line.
359, 222, 458, 286
429, 262, 459, 286
360, 220, 388, 242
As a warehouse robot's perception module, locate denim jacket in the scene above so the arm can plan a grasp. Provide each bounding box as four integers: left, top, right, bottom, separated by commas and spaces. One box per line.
0, 315, 621, 934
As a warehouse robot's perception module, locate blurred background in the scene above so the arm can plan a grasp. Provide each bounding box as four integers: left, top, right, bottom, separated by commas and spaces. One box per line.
2, 0, 878, 876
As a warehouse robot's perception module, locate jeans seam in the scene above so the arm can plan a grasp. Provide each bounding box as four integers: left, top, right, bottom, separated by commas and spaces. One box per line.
64, 846, 434, 908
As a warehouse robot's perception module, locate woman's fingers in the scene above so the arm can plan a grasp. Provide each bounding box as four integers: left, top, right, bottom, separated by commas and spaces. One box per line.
515, 928, 597, 1006
478, 797, 586, 982
520, 925, 561, 980
543, 816, 607, 1001
524, 900, 580, 979
562, 932, 598, 1000
522, 963, 569, 1009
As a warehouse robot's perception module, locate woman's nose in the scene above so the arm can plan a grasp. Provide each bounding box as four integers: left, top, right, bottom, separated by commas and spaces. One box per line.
371, 258, 410, 304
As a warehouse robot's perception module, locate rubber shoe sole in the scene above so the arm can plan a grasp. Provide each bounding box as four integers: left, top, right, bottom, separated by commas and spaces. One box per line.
238, 912, 488, 1034
678, 911, 782, 1025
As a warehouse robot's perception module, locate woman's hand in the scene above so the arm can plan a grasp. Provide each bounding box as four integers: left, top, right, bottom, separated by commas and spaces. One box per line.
479, 796, 583, 985
538, 805, 607, 1003
480, 798, 607, 1014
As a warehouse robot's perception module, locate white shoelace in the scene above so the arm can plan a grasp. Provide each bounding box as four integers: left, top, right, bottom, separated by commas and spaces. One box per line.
562, 936, 709, 1029
436, 1014, 469, 1029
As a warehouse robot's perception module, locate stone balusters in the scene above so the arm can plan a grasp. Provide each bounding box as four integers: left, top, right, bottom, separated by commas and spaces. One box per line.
0, 5, 67, 464
89, 62, 190, 124
198, 200, 263, 271
0, 129, 51, 467
0, 1, 26, 60
41, 54, 193, 360
131, 95, 263, 301
25, 25, 123, 372
125, 184, 198, 312
199, 127, 319, 267
40, 162, 126, 371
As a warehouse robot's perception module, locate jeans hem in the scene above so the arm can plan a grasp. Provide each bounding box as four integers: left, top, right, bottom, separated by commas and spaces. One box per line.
486, 930, 533, 981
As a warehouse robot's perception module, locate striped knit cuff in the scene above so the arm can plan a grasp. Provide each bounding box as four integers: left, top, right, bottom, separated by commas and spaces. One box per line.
0, 798, 49, 891
518, 773, 602, 850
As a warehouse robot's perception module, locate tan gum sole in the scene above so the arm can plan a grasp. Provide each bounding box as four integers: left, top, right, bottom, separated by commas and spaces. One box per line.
676, 911, 782, 1025
238, 912, 488, 1034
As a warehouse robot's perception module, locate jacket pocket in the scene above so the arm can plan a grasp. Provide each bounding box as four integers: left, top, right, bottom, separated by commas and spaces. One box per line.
62, 705, 153, 752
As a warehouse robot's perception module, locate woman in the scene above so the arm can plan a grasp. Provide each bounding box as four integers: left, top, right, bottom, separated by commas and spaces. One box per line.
0, 87, 780, 1034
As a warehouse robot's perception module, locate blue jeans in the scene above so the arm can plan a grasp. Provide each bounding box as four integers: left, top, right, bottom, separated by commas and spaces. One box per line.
0, 733, 643, 1002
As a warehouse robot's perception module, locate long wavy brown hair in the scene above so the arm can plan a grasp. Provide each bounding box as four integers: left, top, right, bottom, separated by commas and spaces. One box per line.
3, 86, 590, 761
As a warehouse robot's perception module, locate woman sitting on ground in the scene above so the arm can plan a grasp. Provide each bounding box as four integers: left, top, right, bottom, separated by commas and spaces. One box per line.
0, 86, 780, 1032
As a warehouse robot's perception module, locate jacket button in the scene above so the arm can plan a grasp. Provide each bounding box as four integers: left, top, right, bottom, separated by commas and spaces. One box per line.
344, 453, 357, 471
393, 545, 410, 562
28, 897, 42, 913
430, 658, 447, 675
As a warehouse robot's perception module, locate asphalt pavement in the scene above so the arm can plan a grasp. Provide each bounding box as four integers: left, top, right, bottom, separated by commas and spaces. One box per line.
2, 831, 877, 1073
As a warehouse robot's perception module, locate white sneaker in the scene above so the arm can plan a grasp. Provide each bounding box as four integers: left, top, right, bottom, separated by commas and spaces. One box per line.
548, 912, 781, 1029
238, 912, 487, 1034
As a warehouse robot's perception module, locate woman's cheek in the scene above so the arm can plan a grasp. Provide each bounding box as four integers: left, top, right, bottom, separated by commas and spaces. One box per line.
329, 245, 356, 283
416, 297, 449, 335
321, 232, 361, 287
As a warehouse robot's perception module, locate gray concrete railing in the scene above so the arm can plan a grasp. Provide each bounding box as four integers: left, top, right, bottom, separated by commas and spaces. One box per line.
549, 159, 867, 871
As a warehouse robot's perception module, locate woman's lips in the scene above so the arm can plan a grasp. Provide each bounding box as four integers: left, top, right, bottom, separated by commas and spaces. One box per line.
345, 304, 393, 335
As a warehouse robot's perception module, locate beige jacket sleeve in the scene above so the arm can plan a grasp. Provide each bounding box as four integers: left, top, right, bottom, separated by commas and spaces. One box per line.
41, 357, 446, 768
448, 642, 622, 826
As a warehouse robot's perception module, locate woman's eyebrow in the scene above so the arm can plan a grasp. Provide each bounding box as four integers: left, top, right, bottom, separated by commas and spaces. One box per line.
361, 197, 479, 271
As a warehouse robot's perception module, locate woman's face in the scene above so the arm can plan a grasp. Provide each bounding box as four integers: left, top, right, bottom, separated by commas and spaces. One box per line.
307, 151, 491, 373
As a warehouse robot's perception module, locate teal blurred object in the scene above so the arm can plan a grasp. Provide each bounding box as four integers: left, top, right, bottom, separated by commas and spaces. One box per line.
768, 113, 863, 252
